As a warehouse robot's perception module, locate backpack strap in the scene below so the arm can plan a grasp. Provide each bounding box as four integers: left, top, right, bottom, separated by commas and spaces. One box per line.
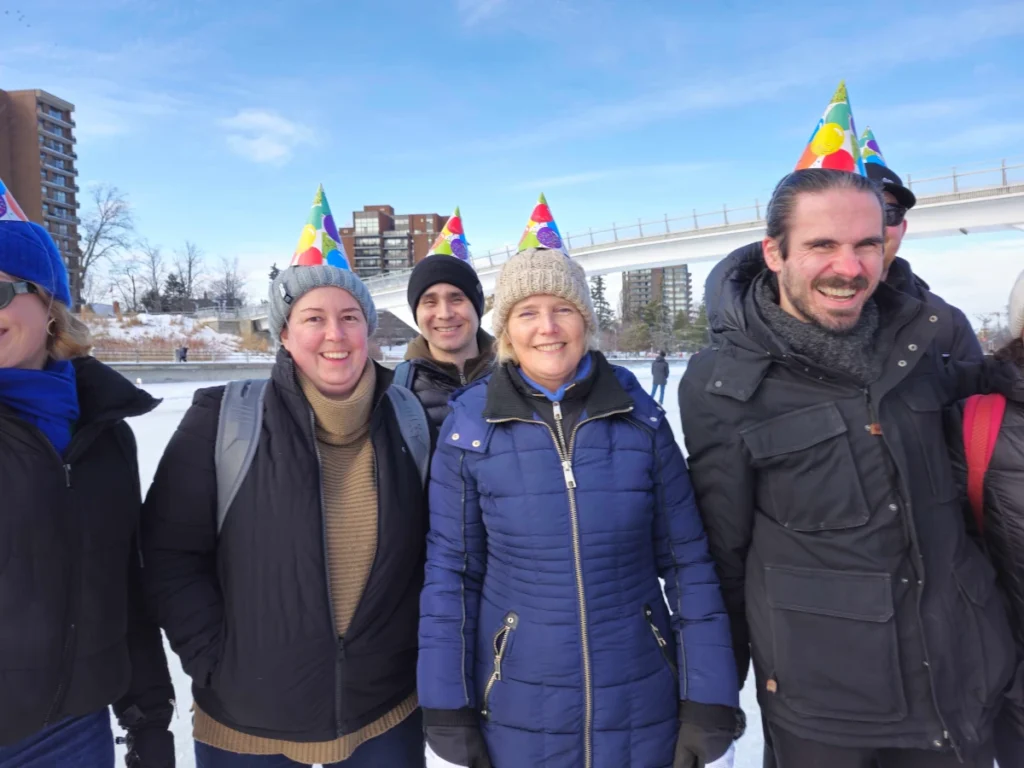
215, 379, 269, 535
963, 393, 1007, 534
385, 383, 430, 488
392, 360, 415, 390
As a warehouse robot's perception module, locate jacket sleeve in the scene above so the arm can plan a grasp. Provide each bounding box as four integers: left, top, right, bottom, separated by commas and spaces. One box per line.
939, 356, 1024, 404
418, 410, 487, 710
950, 306, 984, 363
112, 424, 176, 737
679, 374, 756, 688
652, 417, 739, 709
141, 388, 224, 688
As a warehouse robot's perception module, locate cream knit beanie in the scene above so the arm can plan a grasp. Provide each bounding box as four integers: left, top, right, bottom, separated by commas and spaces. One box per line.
1010, 268, 1024, 340
491, 247, 599, 349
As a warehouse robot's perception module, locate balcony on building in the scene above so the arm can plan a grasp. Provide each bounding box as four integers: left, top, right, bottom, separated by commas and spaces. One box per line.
39, 141, 76, 163
37, 120, 76, 145
36, 104, 75, 131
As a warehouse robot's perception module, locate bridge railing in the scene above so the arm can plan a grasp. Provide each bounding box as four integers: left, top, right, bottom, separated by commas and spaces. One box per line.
350, 158, 1024, 294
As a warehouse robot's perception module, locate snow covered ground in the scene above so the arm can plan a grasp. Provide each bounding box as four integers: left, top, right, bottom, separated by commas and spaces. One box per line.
117, 362, 765, 767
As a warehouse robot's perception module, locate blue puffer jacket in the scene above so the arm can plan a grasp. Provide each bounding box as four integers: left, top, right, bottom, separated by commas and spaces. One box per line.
419, 355, 738, 768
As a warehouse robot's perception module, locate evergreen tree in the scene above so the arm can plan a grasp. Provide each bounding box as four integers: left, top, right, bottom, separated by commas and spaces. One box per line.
163, 272, 190, 313
589, 276, 615, 331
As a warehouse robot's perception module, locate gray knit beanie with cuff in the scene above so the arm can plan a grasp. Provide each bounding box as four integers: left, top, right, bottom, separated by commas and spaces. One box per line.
491, 247, 599, 348
269, 264, 379, 341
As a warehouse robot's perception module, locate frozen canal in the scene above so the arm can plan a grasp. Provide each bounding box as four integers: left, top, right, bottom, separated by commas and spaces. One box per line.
116, 361, 765, 767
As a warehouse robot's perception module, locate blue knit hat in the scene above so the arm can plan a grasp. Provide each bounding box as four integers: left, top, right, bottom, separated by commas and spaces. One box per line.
0, 221, 72, 306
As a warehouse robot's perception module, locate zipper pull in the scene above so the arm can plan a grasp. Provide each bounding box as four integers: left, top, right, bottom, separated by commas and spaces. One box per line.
561, 460, 576, 490
552, 401, 563, 421
63, 464, 71, 488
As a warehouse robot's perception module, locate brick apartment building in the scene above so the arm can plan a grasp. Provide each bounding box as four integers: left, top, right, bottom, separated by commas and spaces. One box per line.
0, 89, 82, 304
339, 205, 447, 279
621, 265, 693, 323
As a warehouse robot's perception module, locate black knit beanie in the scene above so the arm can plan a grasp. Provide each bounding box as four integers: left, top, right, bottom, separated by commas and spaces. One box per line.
407, 255, 485, 320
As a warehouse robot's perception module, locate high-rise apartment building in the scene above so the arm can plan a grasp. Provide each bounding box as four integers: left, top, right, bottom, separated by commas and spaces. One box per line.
621, 265, 693, 323
339, 205, 447, 279
0, 89, 81, 304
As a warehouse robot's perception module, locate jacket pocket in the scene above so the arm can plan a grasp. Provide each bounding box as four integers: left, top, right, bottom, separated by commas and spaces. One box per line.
765, 566, 907, 722
740, 402, 869, 532
951, 553, 1016, 738
481, 611, 518, 719
643, 604, 677, 677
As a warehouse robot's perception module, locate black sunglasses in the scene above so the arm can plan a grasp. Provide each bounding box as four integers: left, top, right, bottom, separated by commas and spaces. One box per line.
0, 280, 39, 310
884, 204, 908, 228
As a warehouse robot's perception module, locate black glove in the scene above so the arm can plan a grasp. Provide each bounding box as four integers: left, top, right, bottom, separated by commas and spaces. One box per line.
423, 708, 492, 768
673, 702, 744, 768
119, 727, 175, 768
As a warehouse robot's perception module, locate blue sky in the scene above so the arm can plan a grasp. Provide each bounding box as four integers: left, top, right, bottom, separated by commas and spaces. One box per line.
2, 0, 1023, 321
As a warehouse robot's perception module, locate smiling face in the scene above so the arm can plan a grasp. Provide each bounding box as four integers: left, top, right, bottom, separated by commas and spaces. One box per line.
415, 282, 480, 364
0, 271, 50, 370
762, 188, 885, 334
505, 294, 587, 392
280, 286, 369, 398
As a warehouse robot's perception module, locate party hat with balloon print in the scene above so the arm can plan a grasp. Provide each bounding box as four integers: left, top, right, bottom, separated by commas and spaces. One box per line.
428, 207, 470, 261
859, 127, 887, 169
0, 175, 29, 222
291, 184, 351, 270
517, 193, 569, 256
795, 81, 866, 176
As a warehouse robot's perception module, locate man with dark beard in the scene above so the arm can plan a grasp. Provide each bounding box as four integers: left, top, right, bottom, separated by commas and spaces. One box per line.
680, 168, 1023, 767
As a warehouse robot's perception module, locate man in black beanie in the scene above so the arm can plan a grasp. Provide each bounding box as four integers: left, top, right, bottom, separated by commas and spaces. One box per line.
396, 254, 495, 435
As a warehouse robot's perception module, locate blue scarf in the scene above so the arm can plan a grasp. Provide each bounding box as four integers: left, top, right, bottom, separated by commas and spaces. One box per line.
0, 359, 79, 455
519, 353, 593, 402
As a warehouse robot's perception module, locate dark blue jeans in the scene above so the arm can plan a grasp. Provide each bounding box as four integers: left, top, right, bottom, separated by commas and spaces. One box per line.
195, 709, 424, 767
0, 710, 114, 768
651, 382, 666, 405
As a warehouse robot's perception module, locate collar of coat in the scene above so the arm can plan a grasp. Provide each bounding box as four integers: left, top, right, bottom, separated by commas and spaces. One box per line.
702, 259, 940, 403
404, 329, 496, 384
442, 351, 663, 454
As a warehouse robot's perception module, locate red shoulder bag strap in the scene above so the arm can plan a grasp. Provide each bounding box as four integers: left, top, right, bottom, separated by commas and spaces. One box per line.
962, 393, 1008, 534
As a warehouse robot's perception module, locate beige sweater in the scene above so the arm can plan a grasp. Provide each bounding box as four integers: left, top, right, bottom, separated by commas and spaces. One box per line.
194, 362, 417, 763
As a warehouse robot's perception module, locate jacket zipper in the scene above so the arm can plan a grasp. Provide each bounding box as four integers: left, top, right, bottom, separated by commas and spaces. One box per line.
489, 402, 633, 768
643, 605, 677, 676
481, 611, 518, 718
308, 408, 345, 737
863, 388, 958, 757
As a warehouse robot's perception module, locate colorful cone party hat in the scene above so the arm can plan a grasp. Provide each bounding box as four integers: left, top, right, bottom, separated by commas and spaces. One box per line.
859, 127, 887, 168
0, 175, 29, 222
291, 184, 350, 270
795, 81, 866, 176
516, 193, 569, 256
428, 207, 470, 261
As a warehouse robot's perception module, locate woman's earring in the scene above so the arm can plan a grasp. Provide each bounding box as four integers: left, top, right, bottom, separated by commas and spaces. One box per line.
46, 318, 56, 337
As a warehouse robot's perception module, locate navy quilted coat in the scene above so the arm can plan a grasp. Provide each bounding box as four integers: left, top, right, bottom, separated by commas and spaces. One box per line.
418, 355, 738, 768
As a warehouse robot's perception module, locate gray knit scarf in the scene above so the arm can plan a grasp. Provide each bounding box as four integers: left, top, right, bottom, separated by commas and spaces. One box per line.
754, 273, 883, 384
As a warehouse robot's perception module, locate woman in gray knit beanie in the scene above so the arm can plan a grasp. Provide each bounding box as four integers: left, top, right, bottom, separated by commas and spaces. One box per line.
419, 198, 742, 768
143, 188, 432, 766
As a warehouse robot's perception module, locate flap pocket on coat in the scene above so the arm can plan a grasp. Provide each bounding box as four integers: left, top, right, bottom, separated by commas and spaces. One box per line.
764, 566, 906, 722
741, 402, 847, 458
740, 403, 869, 532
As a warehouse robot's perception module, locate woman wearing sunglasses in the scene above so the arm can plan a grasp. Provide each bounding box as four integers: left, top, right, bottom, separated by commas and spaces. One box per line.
0, 210, 175, 768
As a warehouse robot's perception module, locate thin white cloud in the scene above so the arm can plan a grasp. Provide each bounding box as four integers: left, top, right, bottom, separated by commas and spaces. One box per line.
218, 109, 314, 166
511, 162, 716, 191
459, 2, 1024, 156
457, 0, 508, 28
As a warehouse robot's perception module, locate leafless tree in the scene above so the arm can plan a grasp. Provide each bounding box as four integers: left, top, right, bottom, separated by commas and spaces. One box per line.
138, 240, 165, 295
208, 257, 247, 309
174, 241, 205, 307
77, 186, 134, 309
109, 256, 145, 313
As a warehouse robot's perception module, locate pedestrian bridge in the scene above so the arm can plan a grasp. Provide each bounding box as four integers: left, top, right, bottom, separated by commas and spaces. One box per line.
251, 160, 1024, 330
